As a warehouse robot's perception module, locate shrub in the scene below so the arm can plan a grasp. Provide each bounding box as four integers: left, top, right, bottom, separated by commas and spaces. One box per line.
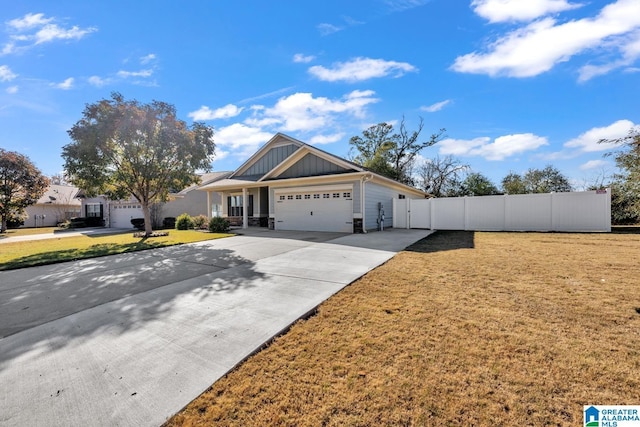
130, 218, 145, 230
162, 217, 176, 229
208, 216, 230, 233
68, 217, 87, 228
192, 214, 208, 230
175, 213, 193, 230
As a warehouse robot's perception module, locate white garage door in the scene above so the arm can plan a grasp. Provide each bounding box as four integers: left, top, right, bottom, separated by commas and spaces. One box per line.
275, 188, 353, 233
110, 203, 144, 228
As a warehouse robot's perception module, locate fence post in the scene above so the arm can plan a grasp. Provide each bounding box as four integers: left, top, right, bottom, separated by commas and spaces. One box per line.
464, 196, 469, 231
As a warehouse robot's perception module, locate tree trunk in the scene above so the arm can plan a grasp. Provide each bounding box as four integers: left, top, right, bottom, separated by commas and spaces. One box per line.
0, 217, 6, 233
142, 203, 153, 236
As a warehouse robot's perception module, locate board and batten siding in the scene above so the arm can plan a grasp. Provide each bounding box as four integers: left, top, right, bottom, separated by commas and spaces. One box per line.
237, 144, 299, 178
278, 153, 351, 179
364, 183, 398, 231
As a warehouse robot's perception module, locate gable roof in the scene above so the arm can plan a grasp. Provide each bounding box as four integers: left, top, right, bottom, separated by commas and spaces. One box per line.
200, 132, 428, 197
36, 185, 81, 206
231, 132, 362, 182
171, 171, 232, 195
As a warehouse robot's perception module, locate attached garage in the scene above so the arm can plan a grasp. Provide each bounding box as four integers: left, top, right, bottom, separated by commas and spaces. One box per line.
110, 203, 143, 228
274, 186, 353, 233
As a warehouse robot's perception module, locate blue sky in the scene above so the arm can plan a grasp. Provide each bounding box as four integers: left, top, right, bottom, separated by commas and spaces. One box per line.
1, 0, 639, 190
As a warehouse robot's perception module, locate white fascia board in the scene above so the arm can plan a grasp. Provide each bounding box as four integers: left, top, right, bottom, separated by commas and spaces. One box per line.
230, 133, 302, 178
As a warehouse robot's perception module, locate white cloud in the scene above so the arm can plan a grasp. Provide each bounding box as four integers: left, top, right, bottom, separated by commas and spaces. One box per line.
117, 69, 153, 78
261, 90, 379, 132
421, 99, 451, 112
7, 13, 53, 30
33, 24, 96, 45
439, 133, 548, 160
0, 65, 17, 81
471, 0, 582, 23
578, 29, 640, 82
309, 133, 345, 145
51, 77, 74, 90
580, 159, 609, 170
6, 85, 18, 94
564, 119, 638, 152
214, 123, 274, 158
188, 104, 244, 121
309, 57, 417, 82
140, 53, 156, 64
3, 13, 96, 54
88, 75, 109, 87
293, 53, 315, 63
317, 23, 342, 36
452, 0, 640, 79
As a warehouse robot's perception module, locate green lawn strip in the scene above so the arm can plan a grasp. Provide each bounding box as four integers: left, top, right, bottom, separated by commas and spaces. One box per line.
0, 227, 61, 238
0, 230, 232, 271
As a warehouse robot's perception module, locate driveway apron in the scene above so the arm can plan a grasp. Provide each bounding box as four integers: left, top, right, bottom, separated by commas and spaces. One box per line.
0, 229, 432, 427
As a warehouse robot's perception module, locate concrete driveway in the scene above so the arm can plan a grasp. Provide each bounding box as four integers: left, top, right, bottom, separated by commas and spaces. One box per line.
0, 228, 432, 427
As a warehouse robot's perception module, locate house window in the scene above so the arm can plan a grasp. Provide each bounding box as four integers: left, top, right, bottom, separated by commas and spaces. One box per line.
313, 194, 320, 199
86, 203, 101, 218
343, 192, 351, 198
295, 195, 302, 200
212, 204, 222, 217
304, 194, 311, 199
287, 195, 293, 200
323, 193, 330, 198
227, 195, 253, 217
279, 195, 285, 201
332, 193, 340, 198
398, 194, 406, 199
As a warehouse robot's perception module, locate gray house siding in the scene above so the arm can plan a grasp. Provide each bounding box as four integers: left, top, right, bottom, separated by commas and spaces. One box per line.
237, 144, 298, 178
364, 183, 399, 230
277, 153, 352, 179
364, 183, 424, 230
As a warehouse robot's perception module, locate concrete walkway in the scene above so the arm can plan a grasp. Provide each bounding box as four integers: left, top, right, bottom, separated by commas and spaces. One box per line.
0, 228, 433, 427
0, 227, 131, 244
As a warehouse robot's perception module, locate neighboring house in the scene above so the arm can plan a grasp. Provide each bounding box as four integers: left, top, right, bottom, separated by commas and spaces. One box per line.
23, 184, 81, 228
199, 133, 428, 233
79, 172, 231, 228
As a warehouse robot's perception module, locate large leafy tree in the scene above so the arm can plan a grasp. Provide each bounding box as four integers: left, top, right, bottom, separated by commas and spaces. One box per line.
62, 93, 215, 236
600, 128, 640, 223
349, 117, 445, 185
460, 172, 500, 196
501, 165, 572, 194
0, 149, 49, 232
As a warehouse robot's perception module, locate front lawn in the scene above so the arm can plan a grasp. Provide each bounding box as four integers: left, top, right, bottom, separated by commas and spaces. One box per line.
165, 230, 640, 426
0, 226, 60, 238
0, 230, 232, 270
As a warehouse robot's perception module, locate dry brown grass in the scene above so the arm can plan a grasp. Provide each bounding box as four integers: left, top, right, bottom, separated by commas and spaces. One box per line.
165, 230, 640, 426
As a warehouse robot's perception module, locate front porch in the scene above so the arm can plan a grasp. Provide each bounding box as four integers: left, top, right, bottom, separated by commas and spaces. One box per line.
205, 184, 270, 230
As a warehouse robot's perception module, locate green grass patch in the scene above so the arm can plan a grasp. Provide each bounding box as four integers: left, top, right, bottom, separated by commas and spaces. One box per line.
0, 230, 232, 271
0, 227, 61, 238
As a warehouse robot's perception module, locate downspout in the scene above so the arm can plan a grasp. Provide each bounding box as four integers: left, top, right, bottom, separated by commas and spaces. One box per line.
361, 173, 373, 234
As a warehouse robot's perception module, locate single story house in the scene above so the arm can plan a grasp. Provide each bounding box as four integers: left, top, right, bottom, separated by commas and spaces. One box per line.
23, 184, 81, 228
199, 133, 428, 233
80, 172, 231, 228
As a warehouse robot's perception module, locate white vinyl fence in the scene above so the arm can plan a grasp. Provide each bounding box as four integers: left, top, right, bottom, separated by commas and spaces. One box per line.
393, 189, 611, 232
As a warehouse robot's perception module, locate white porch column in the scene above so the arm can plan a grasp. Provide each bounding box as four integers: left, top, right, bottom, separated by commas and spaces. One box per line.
242, 188, 248, 229
221, 191, 227, 217
206, 191, 212, 219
